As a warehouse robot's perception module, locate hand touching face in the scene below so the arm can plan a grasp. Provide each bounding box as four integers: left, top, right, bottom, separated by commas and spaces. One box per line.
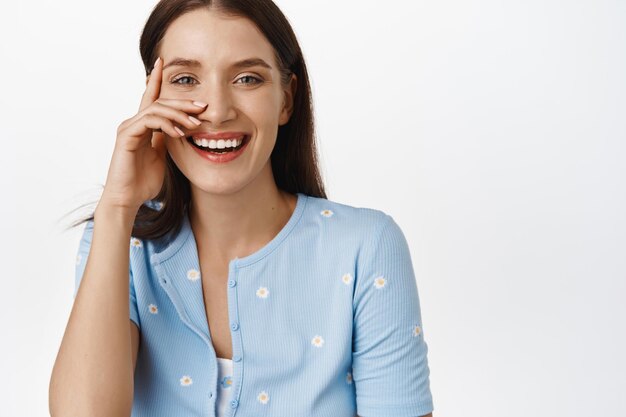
156, 8, 296, 196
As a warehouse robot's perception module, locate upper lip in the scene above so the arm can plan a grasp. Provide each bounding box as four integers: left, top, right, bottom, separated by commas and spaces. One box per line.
189, 131, 248, 140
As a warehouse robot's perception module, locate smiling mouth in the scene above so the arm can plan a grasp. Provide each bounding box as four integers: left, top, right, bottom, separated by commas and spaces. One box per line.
185, 135, 250, 153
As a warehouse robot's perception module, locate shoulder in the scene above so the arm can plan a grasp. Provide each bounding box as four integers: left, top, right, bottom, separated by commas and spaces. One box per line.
301, 194, 394, 244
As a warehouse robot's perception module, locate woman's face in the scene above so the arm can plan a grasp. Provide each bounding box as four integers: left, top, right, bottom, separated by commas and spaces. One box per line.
157, 8, 295, 195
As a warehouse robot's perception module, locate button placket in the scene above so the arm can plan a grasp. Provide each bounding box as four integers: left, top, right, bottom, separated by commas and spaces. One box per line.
226, 261, 244, 414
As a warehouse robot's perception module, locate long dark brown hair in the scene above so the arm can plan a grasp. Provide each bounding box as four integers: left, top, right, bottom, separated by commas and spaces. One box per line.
68, 0, 326, 241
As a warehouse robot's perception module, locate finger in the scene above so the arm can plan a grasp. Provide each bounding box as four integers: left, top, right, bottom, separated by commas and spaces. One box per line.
133, 101, 203, 132
122, 114, 185, 148
155, 97, 208, 113
126, 99, 206, 131
138, 56, 163, 112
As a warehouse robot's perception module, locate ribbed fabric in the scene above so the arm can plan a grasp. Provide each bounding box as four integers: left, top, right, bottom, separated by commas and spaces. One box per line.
74, 192, 434, 417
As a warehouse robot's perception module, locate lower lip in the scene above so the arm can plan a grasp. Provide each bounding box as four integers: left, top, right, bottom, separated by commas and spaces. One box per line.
189, 136, 250, 163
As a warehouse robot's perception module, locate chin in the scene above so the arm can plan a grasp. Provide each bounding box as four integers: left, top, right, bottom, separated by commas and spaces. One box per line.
188, 176, 251, 197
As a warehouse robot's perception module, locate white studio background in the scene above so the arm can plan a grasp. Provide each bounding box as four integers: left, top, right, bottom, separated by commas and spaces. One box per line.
1, 0, 624, 416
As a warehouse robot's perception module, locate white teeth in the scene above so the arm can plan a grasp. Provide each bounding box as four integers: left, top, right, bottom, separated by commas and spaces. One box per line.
192, 136, 244, 149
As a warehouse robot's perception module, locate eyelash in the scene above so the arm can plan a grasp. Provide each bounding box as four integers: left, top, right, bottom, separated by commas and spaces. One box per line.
170, 75, 263, 86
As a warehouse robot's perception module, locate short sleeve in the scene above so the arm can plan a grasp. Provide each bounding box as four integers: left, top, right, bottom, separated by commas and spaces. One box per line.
74, 220, 141, 329
352, 214, 434, 417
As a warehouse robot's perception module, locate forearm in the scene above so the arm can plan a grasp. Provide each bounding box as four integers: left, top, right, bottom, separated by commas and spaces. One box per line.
49, 206, 137, 417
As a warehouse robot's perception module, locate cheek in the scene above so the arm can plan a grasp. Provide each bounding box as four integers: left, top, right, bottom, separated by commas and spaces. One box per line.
159, 84, 188, 99
165, 136, 184, 156
236, 91, 282, 123
164, 141, 188, 175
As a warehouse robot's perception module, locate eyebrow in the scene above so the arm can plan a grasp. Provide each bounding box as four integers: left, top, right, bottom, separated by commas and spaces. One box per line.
162, 57, 273, 71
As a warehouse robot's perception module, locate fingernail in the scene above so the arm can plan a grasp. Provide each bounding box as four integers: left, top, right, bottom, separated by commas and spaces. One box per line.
188, 115, 202, 126
174, 126, 184, 137
193, 101, 208, 108
154, 57, 161, 68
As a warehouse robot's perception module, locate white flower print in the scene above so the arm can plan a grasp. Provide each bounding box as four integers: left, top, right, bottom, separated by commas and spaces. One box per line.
148, 304, 158, 314
311, 335, 325, 347
412, 325, 422, 337
320, 209, 334, 217
180, 375, 193, 386
373, 276, 386, 289
256, 287, 269, 298
341, 273, 353, 285
346, 371, 353, 384
257, 391, 270, 404
130, 237, 143, 248
187, 268, 201, 281
76, 253, 82, 266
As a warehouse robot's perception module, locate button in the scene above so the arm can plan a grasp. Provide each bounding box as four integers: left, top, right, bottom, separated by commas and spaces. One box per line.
208, 391, 213, 399
228, 279, 236, 287
230, 399, 239, 408
233, 355, 242, 362
230, 322, 239, 331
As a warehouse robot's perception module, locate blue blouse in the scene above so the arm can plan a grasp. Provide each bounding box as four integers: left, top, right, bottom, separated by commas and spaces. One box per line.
74, 192, 434, 417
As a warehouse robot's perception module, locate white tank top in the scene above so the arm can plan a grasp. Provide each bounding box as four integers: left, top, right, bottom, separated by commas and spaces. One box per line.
215, 358, 234, 416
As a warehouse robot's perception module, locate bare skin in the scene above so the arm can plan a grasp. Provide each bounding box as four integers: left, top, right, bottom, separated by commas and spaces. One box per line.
156, 9, 297, 359
49, 8, 297, 416
196, 190, 297, 359
50, 7, 432, 417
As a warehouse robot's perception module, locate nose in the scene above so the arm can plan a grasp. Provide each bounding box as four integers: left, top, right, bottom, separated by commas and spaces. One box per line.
195, 81, 237, 126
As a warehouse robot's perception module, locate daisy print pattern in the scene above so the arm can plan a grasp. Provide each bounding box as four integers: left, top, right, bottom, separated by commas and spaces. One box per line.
311, 335, 325, 347
130, 237, 143, 248
148, 304, 158, 314
187, 268, 200, 281
341, 273, 353, 285
413, 324, 422, 337
220, 376, 233, 389
373, 276, 386, 289
320, 209, 333, 217
257, 391, 270, 404
180, 375, 193, 386
256, 286, 269, 298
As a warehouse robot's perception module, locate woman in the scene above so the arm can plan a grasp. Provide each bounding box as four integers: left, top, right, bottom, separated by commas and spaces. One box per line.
49, 1, 434, 416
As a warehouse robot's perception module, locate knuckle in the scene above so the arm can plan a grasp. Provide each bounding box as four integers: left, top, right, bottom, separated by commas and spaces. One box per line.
142, 114, 156, 125
117, 119, 130, 133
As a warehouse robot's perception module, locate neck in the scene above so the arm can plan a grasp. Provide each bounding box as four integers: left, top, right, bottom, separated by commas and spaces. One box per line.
188, 167, 297, 263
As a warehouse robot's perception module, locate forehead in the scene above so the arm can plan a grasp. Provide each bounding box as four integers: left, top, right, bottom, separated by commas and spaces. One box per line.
159, 9, 276, 69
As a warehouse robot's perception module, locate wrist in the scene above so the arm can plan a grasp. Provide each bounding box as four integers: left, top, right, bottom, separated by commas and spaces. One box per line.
94, 202, 139, 229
